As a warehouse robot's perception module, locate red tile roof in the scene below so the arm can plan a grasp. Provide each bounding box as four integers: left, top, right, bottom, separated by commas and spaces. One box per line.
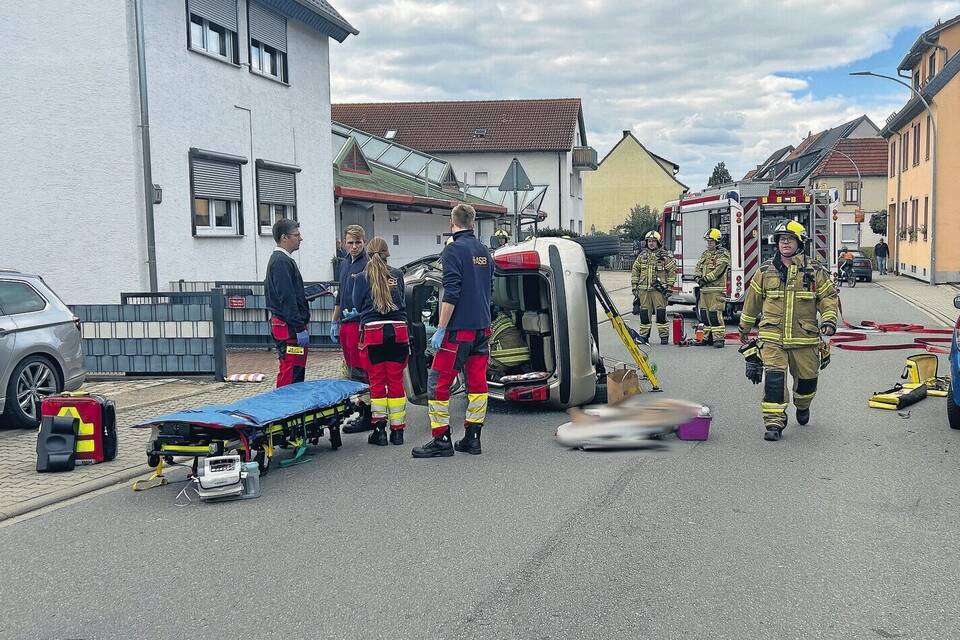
742, 168, 757, 180
812, 138, 889, 177
782, 130, 825, 162
331, 99, 584, 153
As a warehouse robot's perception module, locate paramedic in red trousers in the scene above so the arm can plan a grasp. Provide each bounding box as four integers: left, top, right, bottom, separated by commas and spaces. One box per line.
352, 237, 408, 446
413, 204, 494, 458
331, 224, 368, 380
265, 219, 310, 387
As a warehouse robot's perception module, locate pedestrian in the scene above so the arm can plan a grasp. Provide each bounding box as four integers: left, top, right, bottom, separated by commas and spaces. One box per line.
412, 204, 494, 458
265, 219, 310, 387
738, 221, 839, 442
631, 230, 677, 345
352, 237, 408, 446
694, 228, 730, 348
874, 238, 889, 275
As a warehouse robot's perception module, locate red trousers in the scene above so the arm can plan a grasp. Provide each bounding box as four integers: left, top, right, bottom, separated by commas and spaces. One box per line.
428, 328, 490, 437
271, 317, 307, 388
361, 322, 409, 430
339, 321, 366, 382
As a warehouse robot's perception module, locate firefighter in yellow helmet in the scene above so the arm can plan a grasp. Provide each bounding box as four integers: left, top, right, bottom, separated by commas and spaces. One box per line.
738, 220, 839, 441
631, 230, 677, 344
694, 228, 730, 347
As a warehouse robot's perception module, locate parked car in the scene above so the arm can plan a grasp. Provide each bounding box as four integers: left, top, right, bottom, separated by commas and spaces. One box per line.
0, 270, 85, 428
401, 236, 624, 409
839, 249, 873, 282
949, 294, 960, 430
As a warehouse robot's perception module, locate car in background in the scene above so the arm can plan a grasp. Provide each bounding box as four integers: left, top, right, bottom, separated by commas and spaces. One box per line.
0, 270, 86, 428
949, 294, 960, 430
839, 249, 873, 282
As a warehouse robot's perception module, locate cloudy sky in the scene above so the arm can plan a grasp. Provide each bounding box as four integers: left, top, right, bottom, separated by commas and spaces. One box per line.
329, 1, 960, 189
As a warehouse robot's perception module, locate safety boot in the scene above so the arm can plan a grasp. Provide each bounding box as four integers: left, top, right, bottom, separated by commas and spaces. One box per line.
367, 422, 388, 446
714, 339, 725, 348
454, 424, 482, 455
796, 408, 810, 426
660, 336, 669, 345
763, 427, 783, 442
412, 429, 454, 458
389, 428, 404, 446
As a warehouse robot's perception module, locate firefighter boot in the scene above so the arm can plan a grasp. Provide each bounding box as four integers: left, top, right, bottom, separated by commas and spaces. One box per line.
412, 429, 454, 458
367, 421, 388, 446
763, 427, 783, 442
796, 408, 810, 425
454, 424, 482, 455
660, 336, 669, 345
389, 428, 404, 445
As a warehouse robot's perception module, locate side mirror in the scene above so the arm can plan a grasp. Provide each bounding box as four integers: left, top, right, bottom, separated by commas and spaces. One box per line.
954, 295, 960, 310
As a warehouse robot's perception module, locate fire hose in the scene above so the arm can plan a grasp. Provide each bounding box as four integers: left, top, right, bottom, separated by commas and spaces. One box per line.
725, 321, 953, 355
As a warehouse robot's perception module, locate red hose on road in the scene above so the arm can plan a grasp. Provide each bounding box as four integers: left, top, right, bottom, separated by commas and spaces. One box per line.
724, 320, 953, 354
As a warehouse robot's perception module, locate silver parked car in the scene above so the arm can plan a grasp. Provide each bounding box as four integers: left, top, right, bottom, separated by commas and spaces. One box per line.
0, 270, 86, 428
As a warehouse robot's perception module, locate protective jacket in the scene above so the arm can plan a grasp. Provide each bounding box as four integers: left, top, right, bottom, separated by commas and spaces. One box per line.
335, 251, 369, 321
631, 248, 677, 293
739, 254, 838, 347
441, 230, 494, 331
695, 248, 730, 293
489, 313, 531, 367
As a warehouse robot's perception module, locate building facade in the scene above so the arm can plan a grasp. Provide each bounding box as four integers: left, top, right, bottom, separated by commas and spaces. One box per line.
582, 130, 687, 234
881, 15, 960, 283
1, 0, 356, 303
331, 99, 598, 236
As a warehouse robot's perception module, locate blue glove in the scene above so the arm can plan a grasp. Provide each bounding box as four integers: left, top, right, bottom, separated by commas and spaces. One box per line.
296, 330, 309, 347
342, 308, 359, 321
330, 321, 340, 341
430, 327, 446, 352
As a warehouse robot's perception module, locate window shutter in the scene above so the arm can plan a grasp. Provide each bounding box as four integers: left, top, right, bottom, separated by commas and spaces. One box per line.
189, 0, 238, 32
193, 158, 243, 200
249, 2, 287, 52
258, 167, 296, 206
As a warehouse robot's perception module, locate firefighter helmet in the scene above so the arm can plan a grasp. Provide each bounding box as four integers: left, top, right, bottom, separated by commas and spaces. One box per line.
704, 228, 722, 242
645, 230, 662, 244
495, 228, 509, 238
773, 220, 808, 244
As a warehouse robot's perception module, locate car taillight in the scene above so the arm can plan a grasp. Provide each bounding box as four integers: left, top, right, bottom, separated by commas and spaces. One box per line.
73, 316, 81, 332
505, 384, 549, 402
495, 251, 540, 270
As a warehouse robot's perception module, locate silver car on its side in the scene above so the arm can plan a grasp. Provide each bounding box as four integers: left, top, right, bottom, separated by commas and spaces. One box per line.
0, 270, 86, 428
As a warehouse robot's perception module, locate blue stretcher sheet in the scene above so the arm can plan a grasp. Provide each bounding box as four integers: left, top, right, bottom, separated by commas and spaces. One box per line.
134, 380, 368, 429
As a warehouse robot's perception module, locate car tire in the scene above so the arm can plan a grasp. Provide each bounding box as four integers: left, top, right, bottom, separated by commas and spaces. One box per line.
866, 274, 873, 282
574, 236, 621, 260
591, 382, 607, 404
948, 390, 960, 430
2, 355, 62, 429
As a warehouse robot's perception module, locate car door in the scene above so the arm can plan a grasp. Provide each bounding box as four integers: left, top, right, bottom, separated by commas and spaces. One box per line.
400, 262, 443, 405
0, 299, 17, 395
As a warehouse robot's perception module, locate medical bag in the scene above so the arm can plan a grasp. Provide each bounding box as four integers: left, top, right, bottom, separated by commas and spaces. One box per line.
41, 393, 118, 464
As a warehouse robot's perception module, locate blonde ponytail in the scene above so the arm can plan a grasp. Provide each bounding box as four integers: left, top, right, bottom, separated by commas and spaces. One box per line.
364, 237, 398, 314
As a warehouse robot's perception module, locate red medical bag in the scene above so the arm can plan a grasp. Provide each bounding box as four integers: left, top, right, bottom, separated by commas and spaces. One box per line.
41, 393, 118, 464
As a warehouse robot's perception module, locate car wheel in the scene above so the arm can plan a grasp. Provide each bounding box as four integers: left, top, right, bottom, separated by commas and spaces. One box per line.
866, 274, 873, 282
574, 236, 622, 260
591, 382, 607, 404
3, 355, 62, 429
948, 390, 960, 430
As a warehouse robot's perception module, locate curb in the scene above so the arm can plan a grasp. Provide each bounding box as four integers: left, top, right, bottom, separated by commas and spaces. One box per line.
0, 463, 153, 523
874, 281, 955, 328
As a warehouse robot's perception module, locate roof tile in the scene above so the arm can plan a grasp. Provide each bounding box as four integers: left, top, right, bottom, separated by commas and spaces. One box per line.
811, 138, 889, 177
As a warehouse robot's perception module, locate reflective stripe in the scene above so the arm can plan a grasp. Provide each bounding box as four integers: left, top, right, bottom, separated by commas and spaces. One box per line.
750, 279, 764, 295
820, 311, 838, 322
758, 331, 782, 341
371, 397, 387, 420
428, 399, 450, 429
793, 391, 816, 401
492, 347, 530, 364
761, 402, 788, 413
387, 396, 406, 427
740, 313, 757, 325
817, 279, 834, 295
784, 337, 820, 346
466, 393, 488, 424
795, 291, 814, 300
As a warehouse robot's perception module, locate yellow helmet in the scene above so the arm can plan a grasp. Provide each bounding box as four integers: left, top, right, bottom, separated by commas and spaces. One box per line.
704, 228, 722, 242
645, 230, 662, 243
495, 228, 509, 238
773, 220, 807, 244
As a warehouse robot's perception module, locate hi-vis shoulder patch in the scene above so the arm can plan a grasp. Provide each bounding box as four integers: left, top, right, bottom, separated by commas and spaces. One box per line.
387, 278, 398, 286
473, 256, 488, 266
286, 346, 305, 355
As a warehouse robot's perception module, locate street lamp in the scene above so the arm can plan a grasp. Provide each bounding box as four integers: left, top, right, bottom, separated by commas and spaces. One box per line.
850, 70, 938, 284
824, 147, 862, 246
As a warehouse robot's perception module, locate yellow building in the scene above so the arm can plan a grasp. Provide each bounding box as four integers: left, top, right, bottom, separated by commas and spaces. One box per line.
881, 15, 960, 283
583, 131, 687, 234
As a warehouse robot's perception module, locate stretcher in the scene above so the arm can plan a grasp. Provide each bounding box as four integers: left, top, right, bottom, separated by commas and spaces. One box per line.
132, 380, 370, 489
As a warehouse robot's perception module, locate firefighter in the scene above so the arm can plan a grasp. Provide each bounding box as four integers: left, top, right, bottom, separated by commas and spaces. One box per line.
630, 230, 677, 345
412, 204, 494, 458
488, 308, 532, 380
695, 228, 730, 348
352, 237, 408, 446
265, 219, 310, 387
738, 221, 838, 442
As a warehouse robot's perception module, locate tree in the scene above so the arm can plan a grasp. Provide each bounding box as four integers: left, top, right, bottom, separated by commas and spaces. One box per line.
869, 212, 887, 236
614, 205, 660, 243
707, 162, 733, 187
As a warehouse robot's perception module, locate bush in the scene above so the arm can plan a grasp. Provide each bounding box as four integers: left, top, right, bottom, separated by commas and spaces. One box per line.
535, 227, 580, 238
869, 213, 887, 236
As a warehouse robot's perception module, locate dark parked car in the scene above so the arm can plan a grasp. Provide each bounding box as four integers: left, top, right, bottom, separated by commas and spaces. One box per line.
839, 249, 873, 282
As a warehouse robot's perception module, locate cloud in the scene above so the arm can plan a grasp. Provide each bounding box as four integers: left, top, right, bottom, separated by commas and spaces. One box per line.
329, 0, 960, 188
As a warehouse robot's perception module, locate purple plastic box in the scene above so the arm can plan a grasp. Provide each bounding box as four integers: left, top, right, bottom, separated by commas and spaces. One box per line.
676, 415, 711, 441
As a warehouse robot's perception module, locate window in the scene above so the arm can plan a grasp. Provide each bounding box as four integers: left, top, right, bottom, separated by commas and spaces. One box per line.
913, 122, 921, 165
569, 218, 575, 231
247, 2, 287, 81
188, 0, 238, 64
923, 197, 929, 240
889, 140, 896, 177
0, 281, 47, 316
474, 171, 488, 186
393, 235, 399, 246
256, 159, 299, 235
901, 201, 907, 235
569, 173, 576, 199
190, 148, 247, 236
840, 224, 859, 245
579, 220, 583, 234
902, 131, 909, 171
929, 53, 937, 80
436, 235, 442, 245
911, 199, 918, 235
926, 115, 932, 161
385, 130, 397, 140
472, 128, 487, 139
843, 181, 859, 204
913, 70, 920, 90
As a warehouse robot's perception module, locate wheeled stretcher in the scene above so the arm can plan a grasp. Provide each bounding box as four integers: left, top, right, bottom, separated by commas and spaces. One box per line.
132, 380, 370, 488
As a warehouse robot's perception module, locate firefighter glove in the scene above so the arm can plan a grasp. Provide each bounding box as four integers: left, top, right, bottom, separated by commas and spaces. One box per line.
820, 321, 836, 336
632, 297, 641, 316
430, 327, 446, 352
296, 330, 310, 347
738, 340, 762, 384
819, 341, 831, 370
330, 321, 340, 341
745, 359, 763, 384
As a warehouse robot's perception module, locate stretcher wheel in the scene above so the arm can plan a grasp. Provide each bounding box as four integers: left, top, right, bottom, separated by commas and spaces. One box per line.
147, 454, 161, 469
330, 427, 342, 450
254, 447, 271, 475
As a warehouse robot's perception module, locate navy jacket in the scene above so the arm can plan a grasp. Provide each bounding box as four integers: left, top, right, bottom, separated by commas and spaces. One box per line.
335, 251, 368, 323
442, 230, 493, 331
265, 250, 310, 333
352, 268, 406, 325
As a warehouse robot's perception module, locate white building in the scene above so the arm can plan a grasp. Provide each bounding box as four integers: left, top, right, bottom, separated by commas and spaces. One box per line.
332, 98, 598, 236
1, 0, 356, 303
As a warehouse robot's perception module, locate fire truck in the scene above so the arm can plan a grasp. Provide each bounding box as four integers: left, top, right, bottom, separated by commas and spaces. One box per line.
661, 182, 840, 319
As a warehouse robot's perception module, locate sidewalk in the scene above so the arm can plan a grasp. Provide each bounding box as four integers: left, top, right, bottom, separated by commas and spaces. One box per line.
873, 273, 960, 328
0, 351, 344, 521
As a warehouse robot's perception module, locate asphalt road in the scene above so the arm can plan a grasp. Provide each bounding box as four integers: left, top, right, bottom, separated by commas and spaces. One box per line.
1, 282, 958, 640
